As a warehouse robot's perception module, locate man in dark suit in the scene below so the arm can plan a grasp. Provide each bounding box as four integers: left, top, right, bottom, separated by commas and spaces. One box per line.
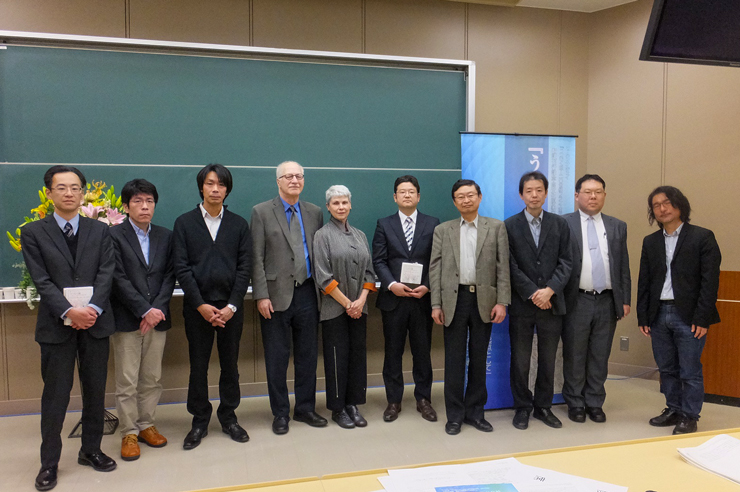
638, 186, 721, 435
562, 174, 631, 424
173, 163, 252, 450
251, 161, 327, 435
429, 179, 511, 435
110, 179, 175, 461
372, 175, 440, 423
505, 171, 572, 431
21, 166, 117, 491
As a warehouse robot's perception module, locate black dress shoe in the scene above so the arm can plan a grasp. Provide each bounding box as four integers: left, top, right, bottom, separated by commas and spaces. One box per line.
183, 427, 208, 450
568, 407, 586, 423
332, 409, 355, 429
445, 421, 461, 435
77, 451, 117, 472
222, 422, 250, 443
513, 409, 530, 430
345, 405, 367, 427
464, 418, 493, 432
649, 408, 681, 427
416, 399, 438, 422
383, 402, 402, 422
35, 465, 57, 491
533, 407, 563, 429
272, 416, 290, 435
673, 417, 698, 435
293, 411, 328, 427
586, 407, 606, 423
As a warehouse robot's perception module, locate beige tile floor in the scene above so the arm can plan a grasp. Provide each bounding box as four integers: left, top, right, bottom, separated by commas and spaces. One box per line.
2, 378, 740, 492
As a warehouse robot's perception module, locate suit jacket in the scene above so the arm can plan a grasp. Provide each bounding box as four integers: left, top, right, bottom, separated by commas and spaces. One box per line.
250, 197, 323, 312
505, 210, 573, 317
372, 211, 440, 312
429, 216, 511, 326
20, 215, 116, 343
563, 211, 631, 318
110, 218, 175, 332
637, 223, 721, 328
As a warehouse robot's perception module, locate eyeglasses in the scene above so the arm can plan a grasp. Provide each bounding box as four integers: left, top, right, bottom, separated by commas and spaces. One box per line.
279, 173, 304, 181
652, 199, 673, 210
395, 190, 417, 196
579, 190, 605, 197
130, 198, 156, 206
51, 185, 82, 194
454, 192, 478, 202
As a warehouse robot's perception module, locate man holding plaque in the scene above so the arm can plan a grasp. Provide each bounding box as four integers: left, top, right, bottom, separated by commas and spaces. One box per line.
372, 175, 440, 423
21, 166, 117, 491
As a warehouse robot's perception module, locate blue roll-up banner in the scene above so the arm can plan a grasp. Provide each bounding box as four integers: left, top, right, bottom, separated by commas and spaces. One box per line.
460, 133, 576, 410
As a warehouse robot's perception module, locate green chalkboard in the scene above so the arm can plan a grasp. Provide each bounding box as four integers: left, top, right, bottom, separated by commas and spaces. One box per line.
0, 45, 466, 284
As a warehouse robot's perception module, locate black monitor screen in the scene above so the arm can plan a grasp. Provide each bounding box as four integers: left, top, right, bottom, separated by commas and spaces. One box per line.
640, 0, 740, 67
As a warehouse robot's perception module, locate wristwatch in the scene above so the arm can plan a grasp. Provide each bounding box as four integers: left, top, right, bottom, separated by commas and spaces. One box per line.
227, 304, 237, 313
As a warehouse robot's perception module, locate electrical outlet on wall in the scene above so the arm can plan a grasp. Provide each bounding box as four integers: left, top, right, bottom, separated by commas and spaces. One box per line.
620, 336, 629, 351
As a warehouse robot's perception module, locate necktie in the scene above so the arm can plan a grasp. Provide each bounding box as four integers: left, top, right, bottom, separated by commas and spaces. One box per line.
587, 216, 607, 293
404, 217, 413, 251
531, 216, 541, 247
289, 206, 308, 285
63, 222, 74, 238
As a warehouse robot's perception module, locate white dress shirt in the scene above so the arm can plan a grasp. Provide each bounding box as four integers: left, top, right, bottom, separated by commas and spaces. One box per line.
459, 215, 478, 285
199, 203, 224, 241
578, 210, 612, 291
661, 222, 684, 300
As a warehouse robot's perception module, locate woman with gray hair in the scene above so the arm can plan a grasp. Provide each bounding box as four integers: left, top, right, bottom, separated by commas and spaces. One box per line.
312, 185, 377, 429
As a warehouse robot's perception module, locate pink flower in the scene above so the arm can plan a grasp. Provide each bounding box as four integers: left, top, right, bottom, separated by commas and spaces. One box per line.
105, 208, 126, 226
80, 204, 102, 219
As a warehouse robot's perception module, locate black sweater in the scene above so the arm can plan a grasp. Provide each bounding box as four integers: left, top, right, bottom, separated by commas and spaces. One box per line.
173, 206, 252, 308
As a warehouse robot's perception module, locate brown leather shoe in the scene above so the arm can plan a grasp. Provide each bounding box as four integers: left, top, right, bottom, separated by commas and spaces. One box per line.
416, 398, 438, 422
138, 426, 167, 448
121, 434, 140, 461
383, 403, 402, 422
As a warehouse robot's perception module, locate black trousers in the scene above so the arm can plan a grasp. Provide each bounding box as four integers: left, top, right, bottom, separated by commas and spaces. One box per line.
39, 330, 109, 468
381, 297, 433, 404
260, 279, 319, 418
444, 288, 492, 424
321, 313, 367, 412
509, 309, 563, 410
184, 300, 244, 428
562, 291, 617, 409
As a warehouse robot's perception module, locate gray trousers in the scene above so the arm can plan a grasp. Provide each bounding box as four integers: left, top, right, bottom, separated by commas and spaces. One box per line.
562, 291, 617, 409
111, 329, 167, 437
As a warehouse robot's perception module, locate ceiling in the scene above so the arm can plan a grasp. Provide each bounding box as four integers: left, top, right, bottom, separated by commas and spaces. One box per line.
445, 0, 639, 14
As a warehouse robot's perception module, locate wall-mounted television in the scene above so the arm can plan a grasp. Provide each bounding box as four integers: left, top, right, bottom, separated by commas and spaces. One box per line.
640, 0, 740, 68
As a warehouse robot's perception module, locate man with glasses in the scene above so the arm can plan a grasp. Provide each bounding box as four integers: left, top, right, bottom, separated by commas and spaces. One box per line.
372, 175, 440, 423
562, 174, 631, 424
110, 179, 175, 461
429, 179, 510, 435
638, 186, 721, 435
21, 166, 117, 490
251, 161, 327, 435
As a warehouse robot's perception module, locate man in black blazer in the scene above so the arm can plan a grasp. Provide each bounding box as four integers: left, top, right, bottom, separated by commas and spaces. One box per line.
505, 171, 572, 431
372, 175, 440, 423
110, 179, 175, 461
251, 161, 327, 435
21, 166, 117, 491
173, 164, 252, 450
562, 174, 631, 424
638, 186, 721, 435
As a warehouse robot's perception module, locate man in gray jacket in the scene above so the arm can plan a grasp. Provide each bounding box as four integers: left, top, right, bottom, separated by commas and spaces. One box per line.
251, 161, 327, 435
430, 179, 511, 436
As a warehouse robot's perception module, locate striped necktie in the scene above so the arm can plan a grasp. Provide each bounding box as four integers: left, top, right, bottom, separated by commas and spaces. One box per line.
404, 217, 413, 251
